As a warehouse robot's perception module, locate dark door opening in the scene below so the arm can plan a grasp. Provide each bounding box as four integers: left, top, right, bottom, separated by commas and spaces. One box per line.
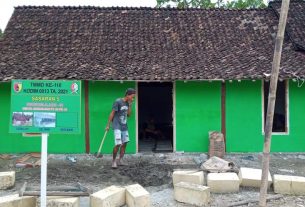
138, 82, 173, 152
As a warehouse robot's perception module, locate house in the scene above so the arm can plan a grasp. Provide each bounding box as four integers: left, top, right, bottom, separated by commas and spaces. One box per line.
0, 0, 305, 154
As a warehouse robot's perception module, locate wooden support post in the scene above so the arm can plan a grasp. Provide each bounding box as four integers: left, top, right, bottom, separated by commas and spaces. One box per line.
259, 0, 290, 206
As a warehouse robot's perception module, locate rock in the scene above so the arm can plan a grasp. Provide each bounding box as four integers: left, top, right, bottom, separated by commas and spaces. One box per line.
298, 155, 305, 160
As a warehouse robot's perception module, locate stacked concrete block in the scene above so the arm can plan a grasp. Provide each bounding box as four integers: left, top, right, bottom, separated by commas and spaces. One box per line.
174, 182, 210, 206
173, 170, 204, 185
90, 185, 126, 207
0, 194, 36, 207
0, 171, 15, 189
47, 197, 80, 207
238, 167, 272, 188
125, 184, 150, 207
207, 173, 239, 193
274, 174, 305, 195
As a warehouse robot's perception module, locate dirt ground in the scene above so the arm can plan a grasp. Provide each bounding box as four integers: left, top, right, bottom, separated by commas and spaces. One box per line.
1, 152, 305, 207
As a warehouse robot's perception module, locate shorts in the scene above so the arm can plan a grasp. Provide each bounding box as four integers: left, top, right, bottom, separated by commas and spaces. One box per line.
114, 129, 129, 145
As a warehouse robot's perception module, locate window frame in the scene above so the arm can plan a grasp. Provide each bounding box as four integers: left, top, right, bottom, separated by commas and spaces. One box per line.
262, 80, 289, 135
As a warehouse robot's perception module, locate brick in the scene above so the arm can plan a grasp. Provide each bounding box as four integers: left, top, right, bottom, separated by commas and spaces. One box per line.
173, 170, 204, 185
47, 197, 79, 207
174, 182, 210, 206
0, 171, 15, 189
207, 173, 239, 193
238, 167, 272, 188
274, 174, 305, 195
125, 184, 150, 207
90, 185, 125, 207
0, 194, 36, 207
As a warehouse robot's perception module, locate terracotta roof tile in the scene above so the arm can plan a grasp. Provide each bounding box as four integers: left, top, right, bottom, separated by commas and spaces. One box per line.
0, 3, 305, 81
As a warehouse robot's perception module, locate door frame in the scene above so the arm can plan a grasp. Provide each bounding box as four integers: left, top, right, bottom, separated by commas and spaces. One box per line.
135, 81, 176, 153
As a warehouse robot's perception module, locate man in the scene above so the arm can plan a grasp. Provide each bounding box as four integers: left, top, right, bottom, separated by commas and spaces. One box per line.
106, 88, 136, 169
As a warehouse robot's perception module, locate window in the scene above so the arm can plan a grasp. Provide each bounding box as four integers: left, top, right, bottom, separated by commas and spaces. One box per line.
263, 80, 288, 133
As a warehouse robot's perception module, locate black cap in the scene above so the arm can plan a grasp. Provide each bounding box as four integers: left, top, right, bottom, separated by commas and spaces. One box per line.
125, 88, 136, 96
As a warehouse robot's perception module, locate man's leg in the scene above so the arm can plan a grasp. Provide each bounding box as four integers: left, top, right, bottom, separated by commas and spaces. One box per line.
112, 130, 122, 168
112, 145, 121, 168
117, 131, 129, 166
119, 143, 127, 159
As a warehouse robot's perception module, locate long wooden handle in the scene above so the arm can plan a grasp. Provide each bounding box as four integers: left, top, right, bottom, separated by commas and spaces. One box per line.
97, 130, 108, 154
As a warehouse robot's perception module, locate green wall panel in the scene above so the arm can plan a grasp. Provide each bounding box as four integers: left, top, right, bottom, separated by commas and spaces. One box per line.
226, 80, 263, 152
0, 82, 86, 153
270, 81, 305, 152
226, 80, 305, 152
176, 81, 221, 152
89, 81, 136, 154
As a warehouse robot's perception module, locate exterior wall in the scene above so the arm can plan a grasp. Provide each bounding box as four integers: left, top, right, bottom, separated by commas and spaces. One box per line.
1, 79, 305, 153
0, 82, 86, 153
273, 80, 305, 152
175, 81, 222, 152
226, 80, 263, 152
226, 80, 305, 152
89, 81, 136, 154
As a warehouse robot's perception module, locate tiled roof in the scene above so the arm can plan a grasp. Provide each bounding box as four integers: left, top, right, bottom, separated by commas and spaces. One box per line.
0, 2, 305, 81
270, 0, 305, 51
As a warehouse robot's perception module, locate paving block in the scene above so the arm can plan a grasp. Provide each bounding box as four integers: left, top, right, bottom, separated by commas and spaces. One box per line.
90, 185, 125, 207
0, 171, 15, 189
274, 174, 305, 195
125, 184, 150, 207
174, 182, 210, 207
238, 167, 272, 188
207, 173, 239, 193
173, 170, 204, 185
0, 194, 36, 207
47, 197, 80, 207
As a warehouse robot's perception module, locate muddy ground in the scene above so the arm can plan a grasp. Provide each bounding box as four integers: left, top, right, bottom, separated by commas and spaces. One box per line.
1, 153, 305, 206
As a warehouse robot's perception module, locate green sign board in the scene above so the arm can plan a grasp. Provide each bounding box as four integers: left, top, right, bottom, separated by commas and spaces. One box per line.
10, 80, 81, 134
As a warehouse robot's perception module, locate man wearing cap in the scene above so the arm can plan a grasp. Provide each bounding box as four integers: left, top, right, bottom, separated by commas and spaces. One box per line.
106, 88, 136, 168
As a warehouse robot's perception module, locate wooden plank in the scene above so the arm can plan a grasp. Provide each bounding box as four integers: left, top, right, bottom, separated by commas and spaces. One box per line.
16, 154, 31, 163
19, 182, 27, 196
23, 191, 89, 197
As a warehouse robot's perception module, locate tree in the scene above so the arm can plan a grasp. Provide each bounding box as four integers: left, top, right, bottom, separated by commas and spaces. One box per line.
156, 0, 267, 9
0, 29, 3, 38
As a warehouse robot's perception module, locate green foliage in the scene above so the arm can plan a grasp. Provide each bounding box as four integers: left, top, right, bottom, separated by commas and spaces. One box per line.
156, 0, 267, 9
0, 29, 3, 38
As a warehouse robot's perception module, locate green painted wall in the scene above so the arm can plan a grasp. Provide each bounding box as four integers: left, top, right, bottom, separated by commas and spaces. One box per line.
176, 81, 221, 152
271, 81, 305, 152
0, 82, 86, 153
226, 80, 305, 152
226, 80, 263, 152
89, 81, 136, 154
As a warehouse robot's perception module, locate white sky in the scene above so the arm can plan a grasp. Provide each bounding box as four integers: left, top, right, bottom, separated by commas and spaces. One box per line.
0, 0, 157, 31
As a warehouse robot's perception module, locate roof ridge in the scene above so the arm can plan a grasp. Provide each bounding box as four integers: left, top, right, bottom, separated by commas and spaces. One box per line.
14, 5, 268, 11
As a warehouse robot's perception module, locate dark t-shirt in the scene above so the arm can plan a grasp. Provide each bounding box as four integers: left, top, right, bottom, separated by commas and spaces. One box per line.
112, 98, 129, 131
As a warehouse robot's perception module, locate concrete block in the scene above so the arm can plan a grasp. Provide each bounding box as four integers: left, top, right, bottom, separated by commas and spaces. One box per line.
273, 174, 292, 195
47, 197, 80, 207
238, 167, 272, 188
274, 174, 305, 195
90, 185, 125, 207
0, 171, 15, 189
174, 182, 210, 206
173, 170, 204, 185
125, 184, 150, 207
207, 173, 239, 193
0, 194, 36, 207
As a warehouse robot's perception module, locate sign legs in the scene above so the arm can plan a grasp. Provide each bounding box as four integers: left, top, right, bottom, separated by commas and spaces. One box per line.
40, 133, 48, 207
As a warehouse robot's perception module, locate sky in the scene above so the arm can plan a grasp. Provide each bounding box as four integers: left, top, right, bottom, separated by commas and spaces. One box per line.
0, 0, 157, 31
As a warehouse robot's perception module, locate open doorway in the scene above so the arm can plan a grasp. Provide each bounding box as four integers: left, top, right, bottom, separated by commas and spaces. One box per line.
138, 82, 173, 152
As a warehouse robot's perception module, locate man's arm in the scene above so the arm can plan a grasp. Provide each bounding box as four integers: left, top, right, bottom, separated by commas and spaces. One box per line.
127, 103, 132, 117
106, 110, 115, 131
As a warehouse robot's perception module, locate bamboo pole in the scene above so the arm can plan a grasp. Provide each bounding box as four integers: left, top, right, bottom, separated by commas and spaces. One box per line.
259, 0, 290, 206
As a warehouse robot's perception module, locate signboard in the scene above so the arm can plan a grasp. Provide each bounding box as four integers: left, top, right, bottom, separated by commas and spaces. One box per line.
10, 80, 81, 134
